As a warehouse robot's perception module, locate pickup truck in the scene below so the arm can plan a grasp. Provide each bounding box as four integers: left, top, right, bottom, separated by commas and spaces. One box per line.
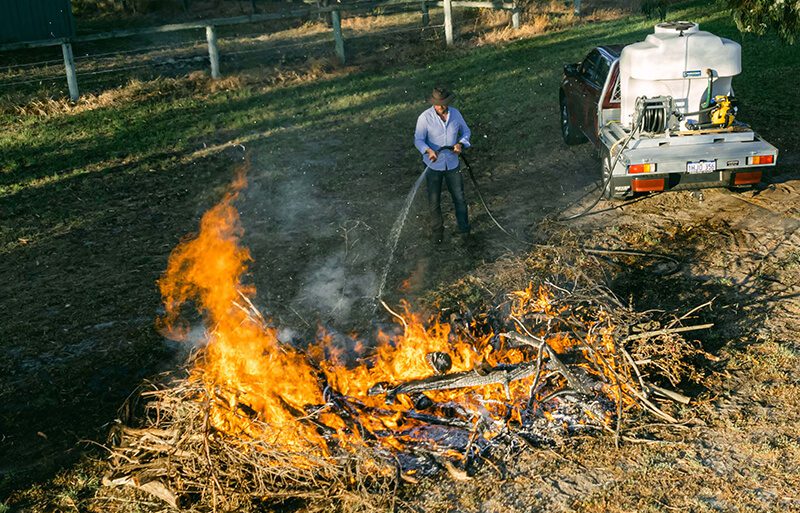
559, 31, 779, 199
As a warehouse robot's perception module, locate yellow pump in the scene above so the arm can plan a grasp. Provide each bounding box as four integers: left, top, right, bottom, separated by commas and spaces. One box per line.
709, 95, 737, 127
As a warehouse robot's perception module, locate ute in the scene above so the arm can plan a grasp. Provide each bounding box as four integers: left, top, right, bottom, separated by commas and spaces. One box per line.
559, 21, 778, 199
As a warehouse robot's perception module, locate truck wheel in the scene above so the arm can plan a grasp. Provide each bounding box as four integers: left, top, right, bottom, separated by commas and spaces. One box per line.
601, 153, 614, 200
560, 95, 587, 145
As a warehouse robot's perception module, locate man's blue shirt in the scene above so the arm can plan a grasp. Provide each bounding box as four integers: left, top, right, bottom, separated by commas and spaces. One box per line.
414, 106, 472, 171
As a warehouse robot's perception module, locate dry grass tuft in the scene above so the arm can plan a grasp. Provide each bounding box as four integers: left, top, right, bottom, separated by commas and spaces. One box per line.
473, 0, 626, 45
101, 377, 397, 512
0, 58, 344, 119
2, 78, 165, 117
261, 56, 345, 87
1, 72, 251, 118
342, 13, 397, 32
186, 70, 246, 93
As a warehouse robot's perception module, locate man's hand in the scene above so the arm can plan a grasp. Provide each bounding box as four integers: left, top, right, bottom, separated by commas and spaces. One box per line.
426, 148, 438, 162
453, 143, 463, 154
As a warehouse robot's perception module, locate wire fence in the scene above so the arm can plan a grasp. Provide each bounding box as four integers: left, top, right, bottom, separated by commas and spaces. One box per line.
0, 0, 520, 101
0, 12, 449, 96
0, 40, 207, 87
73, 39, 207, 61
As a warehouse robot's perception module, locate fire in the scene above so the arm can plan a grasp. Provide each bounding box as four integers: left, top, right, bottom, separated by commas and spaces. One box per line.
158, 170, 326, 450
157, 171, 636, 458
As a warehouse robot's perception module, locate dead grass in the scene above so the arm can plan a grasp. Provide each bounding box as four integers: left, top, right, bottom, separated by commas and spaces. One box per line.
98, 378, 397, 513
0, 61, 345, 119
0, 76, 219, 118
474, 0, 627, 45
342, 11, 417, 32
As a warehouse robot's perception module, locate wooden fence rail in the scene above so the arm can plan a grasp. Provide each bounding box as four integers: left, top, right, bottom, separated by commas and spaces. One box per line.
1, 0, 524, 101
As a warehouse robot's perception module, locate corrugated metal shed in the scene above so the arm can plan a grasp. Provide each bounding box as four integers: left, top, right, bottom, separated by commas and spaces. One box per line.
0, 0, 75, 45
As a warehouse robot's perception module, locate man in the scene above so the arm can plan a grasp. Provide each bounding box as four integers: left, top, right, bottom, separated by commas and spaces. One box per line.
414, 86, 472, 244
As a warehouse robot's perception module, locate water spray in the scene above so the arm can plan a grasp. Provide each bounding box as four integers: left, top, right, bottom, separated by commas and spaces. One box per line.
373, 167, 428, 313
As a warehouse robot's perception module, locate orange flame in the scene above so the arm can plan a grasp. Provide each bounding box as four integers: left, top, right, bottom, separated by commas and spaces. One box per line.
158, 169, 326, 450
157, 171, 629, 456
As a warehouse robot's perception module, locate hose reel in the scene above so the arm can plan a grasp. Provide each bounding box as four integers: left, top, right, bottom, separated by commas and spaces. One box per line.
634, 96, 677, 134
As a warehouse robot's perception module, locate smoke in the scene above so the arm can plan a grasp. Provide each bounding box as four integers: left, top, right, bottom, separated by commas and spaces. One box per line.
185, 325, 209, 349
236, 152, 390, 330
296, 252, 377, 323
277, 327, 300, 344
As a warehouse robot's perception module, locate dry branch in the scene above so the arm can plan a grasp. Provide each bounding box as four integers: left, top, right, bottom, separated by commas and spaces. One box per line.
104, 274, 706, 510
624, 323, 714, 342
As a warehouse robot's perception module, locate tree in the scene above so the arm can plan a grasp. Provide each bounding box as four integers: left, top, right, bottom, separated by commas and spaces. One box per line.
641, 0, 668, 22
727, 0, 800, 44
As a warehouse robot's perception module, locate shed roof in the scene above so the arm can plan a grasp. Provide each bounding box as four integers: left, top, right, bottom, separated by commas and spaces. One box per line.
0, 0, 75, 45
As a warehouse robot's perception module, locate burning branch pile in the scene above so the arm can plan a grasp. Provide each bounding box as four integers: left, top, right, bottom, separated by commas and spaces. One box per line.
103, 175, 708, 511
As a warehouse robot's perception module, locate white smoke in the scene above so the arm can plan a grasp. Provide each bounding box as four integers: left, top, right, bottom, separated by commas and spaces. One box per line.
296, 252, 377, 323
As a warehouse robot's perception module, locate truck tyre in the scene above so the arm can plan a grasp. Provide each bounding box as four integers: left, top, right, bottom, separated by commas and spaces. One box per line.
560, 95, 587, 145
601, 153, 614, 200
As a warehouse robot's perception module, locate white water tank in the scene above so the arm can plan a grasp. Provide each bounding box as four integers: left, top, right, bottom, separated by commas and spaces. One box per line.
619, 22, 741, 129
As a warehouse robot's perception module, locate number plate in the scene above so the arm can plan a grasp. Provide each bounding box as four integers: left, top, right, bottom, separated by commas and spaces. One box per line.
687, 160, 717, 174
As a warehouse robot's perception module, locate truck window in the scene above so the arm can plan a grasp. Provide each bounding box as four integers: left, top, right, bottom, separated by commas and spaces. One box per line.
596, 57, 611, 87
579, 50, 602, 87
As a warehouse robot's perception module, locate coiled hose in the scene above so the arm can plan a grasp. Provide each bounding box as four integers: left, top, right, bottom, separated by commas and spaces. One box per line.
642, 106, 667, 133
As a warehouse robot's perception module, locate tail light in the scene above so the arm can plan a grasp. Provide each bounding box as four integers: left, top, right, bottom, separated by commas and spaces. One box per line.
631, 178, 665, 192
734, 171, 762, 185
628, 163, 656, 174
748, 155, 774, 165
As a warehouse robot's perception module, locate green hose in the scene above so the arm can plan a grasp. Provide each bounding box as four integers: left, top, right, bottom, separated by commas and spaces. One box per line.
703, 69, 713, 109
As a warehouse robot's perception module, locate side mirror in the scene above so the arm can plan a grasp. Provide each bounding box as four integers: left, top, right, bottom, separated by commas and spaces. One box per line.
564, 63, 580, 77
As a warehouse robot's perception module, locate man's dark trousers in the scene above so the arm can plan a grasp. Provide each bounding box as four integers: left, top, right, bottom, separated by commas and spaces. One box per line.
425, 166, 470, 239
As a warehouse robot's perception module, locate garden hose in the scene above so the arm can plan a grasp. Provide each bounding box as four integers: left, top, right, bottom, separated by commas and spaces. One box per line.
431, 145, 680, 274
556, 108, 646, 222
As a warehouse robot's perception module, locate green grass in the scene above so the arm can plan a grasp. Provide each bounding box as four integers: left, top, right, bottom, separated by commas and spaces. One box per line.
2, 2, 797, 197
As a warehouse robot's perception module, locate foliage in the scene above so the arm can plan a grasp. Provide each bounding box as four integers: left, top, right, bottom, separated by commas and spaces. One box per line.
727, 0, 800, 44
641, 0, 669, 21
72, 0, 202, 16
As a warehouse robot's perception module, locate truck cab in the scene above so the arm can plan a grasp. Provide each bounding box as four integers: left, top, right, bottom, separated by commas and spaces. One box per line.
560, 22, 778, 199
560, 45, 623, 147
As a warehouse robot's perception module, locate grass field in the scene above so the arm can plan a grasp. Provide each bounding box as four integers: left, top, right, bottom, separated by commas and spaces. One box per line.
2, 0, 799, 510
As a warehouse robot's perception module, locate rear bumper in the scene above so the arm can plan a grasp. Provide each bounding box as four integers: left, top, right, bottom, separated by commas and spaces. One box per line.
606, 132, 779, 197
609, 168, 771, 197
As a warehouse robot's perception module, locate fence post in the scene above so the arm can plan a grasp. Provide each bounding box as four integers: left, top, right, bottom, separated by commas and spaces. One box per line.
444, 0, 454, 46
573, 0, 582, 16
421, 0, 429, 26
206, 25, 221, 79
511, 3, 521, 29
331, 10, 346, 64
61, 42, 79, 101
